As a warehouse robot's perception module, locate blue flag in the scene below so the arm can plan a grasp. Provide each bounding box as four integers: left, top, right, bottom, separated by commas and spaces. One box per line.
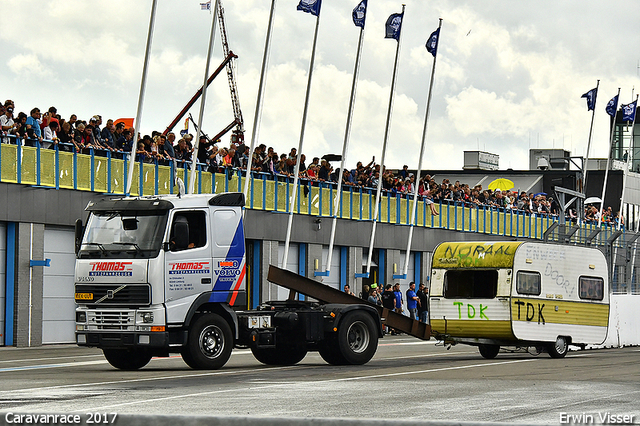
606, 95, 619, 117
581, 87, 597, 111
385, 12, 403, 41
297, 0, 321, 16
622, 100, 637, 122
426, 28, 440, 57
352, 0, 367, 28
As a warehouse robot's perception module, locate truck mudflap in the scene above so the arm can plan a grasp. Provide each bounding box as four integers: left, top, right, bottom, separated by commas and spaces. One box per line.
267, 265, 431, 340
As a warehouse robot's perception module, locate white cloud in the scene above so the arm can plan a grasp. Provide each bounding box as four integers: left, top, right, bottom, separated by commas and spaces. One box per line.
7, 54, 52, 77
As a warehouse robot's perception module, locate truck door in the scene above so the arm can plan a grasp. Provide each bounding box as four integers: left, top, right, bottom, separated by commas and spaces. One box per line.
164, 210, 213, 302
209, 206, 246, 306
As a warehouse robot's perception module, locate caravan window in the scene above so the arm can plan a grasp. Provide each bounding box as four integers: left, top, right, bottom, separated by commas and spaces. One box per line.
579, 276, 604, 301
516, 271, 541, 295
444, 270, 498, 298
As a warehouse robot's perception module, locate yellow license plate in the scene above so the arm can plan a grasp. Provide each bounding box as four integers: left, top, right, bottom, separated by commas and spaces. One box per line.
75, 293, 93, 300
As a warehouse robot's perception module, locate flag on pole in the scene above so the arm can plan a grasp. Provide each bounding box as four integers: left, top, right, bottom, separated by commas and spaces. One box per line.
425, 28, 440, 57
200, 1, 211, 10
581, 87, 597, 111
297, 0, 322, 16
622, 100, 637, 122
353, 0, 367, 28
606, 95, 619, 117
180, 117, 189, 137
385, 12, 403, 41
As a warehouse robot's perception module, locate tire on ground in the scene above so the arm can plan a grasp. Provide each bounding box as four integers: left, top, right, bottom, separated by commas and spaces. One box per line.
182, 313, 233, 369
103, 348, 152, 370
336, 311, 378, 365
547, 336, 569, 358
318, 336, 347, 365
478, 344, 500, 359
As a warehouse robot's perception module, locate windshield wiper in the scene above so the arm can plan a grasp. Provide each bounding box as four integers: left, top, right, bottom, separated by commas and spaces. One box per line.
80, 242, 106, 253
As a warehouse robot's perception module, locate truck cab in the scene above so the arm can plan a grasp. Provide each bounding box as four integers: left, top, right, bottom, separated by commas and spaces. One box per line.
75, 193, 246, 370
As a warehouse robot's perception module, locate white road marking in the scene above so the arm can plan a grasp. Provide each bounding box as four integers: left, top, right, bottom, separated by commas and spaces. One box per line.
74, 358, 540, 412
379, 341, 437, 346
0, 354, 104, 364
0, 359, 108, 372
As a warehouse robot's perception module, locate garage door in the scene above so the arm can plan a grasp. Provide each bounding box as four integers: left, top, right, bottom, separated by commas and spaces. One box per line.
0, 222, 6, 346
320, 246, 341, 290
42, 226, 76, 344
276, 243, 299, 301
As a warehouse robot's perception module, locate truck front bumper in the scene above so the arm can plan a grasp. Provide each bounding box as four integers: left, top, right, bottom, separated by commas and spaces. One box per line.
76, 331, 168, 348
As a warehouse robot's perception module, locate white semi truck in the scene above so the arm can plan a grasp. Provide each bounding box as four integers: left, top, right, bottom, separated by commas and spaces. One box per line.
74, 192, 384, 370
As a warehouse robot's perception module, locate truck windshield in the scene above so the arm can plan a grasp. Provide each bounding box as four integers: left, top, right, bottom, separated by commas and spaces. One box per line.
79, 211, 168, 259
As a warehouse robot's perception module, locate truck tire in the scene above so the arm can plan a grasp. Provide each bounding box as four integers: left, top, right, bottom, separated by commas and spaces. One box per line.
251, 346, 307, 366
478, 344, 500, 359
182, 313, 233, 370
547, 336, 569, 358
336, 311, 378, 365
103, 348, 152, 370
318, 338, 347, 366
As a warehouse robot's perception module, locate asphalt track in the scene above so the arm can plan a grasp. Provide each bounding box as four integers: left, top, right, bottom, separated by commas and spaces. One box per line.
0, 337, 638, 425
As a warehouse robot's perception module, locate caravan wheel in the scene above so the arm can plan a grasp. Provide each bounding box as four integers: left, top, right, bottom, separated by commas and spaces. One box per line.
478, 344, 500, 359
548, 336, 569, 358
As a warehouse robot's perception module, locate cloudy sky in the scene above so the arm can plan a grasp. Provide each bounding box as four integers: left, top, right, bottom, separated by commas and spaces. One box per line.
2, 0, 639, 171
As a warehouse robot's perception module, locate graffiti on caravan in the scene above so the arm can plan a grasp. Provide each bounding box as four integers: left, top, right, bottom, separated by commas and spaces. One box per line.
437, 242, 518, 268
524, 245, 566, 262
545, 262, 574, 296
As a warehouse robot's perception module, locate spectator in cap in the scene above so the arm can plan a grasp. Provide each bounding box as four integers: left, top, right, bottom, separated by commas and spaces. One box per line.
0, 106, 17, 142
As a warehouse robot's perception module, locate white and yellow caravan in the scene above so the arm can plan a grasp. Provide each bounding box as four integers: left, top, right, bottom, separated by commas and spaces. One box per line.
429, 241, 609, 358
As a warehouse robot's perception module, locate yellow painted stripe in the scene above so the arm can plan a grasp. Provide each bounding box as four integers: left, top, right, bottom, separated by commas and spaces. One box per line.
430, 319, 515, 340
511, 298, 609, 327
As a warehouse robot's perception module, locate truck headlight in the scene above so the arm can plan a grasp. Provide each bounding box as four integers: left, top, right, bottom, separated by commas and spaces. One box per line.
76, 312, 87, 323
141, 312, 154, 323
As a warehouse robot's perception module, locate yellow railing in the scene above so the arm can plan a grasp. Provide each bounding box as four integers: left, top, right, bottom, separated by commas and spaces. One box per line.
0, 141, 619, 243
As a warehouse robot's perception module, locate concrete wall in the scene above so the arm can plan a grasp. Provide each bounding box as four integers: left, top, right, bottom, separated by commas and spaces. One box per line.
602, 295, 640, 347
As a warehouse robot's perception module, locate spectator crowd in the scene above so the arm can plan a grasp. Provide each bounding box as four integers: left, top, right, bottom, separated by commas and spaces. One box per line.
0, 99, 622, 225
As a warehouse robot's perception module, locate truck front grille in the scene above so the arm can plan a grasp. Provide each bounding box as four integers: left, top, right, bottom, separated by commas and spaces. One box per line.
75, 284, 151, 306
89, 311, 135, 330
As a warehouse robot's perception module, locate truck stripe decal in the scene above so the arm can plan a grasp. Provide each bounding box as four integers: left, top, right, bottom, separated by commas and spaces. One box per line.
229, 264, 246, 306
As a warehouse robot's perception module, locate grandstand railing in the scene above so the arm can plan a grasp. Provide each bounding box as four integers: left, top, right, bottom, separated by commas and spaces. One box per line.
0, 136, 621, 247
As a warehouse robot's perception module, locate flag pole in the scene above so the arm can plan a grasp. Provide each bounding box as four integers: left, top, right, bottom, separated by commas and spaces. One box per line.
282, 9, 322, 269
322, 11, 366, 277
366, 4, 406, 276
402, 18, 442, 277
617, 94, 638, 231
598, 88, 621, 227
189, 0, 220, 194
582, 79, 599, 193
243, 0, 277, 205
126, 0, 158, 196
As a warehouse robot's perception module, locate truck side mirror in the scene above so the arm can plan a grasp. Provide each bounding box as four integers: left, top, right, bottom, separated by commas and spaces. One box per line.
74, 219, 84, 255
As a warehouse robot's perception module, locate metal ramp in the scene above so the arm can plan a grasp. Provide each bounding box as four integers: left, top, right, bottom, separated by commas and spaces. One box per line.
267, 265, 432, 341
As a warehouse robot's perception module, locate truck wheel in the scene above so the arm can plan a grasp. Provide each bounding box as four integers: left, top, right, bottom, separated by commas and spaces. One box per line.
318, 337, 347, 365
103, 348, 152, 370
548, 336, 569, 358
251, 346, 307, 366
336, 311, 378, 365
478, 344, 500, 359
183, 313, 233, 370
